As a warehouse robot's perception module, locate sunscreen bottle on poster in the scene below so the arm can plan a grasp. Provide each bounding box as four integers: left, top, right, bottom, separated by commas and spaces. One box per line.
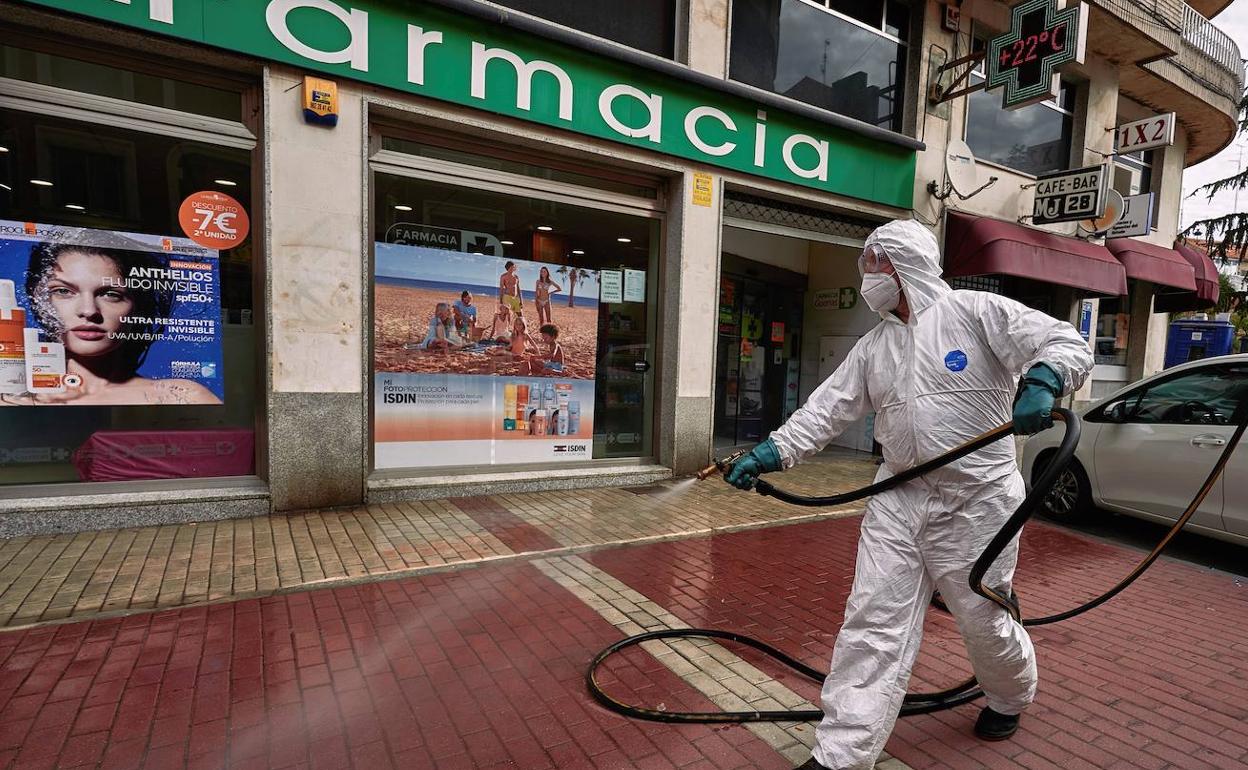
556, 385, 570, 436
516, 384, 529, 432
0, 280, 26, 395
530, 382, 543, 435
23, 328, 66, 394
568, 401, 581, 434
503, 383, 517, 431
544, 384, 556, 435
533, 405, 545, 436
514, 381, 529, 424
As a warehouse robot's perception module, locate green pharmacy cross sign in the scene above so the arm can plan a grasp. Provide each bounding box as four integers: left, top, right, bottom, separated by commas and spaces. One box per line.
987, 0, 1087, 110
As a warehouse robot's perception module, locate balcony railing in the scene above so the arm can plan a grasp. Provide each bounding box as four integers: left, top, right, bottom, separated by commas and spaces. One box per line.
1182, 3, 1245, 93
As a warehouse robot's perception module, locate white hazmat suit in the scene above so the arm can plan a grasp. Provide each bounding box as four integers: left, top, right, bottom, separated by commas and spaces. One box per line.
769, 220, 1093, 770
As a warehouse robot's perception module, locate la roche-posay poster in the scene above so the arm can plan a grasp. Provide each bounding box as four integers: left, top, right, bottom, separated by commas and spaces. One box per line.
373, 240, 599, 468
0, 220, 223, 406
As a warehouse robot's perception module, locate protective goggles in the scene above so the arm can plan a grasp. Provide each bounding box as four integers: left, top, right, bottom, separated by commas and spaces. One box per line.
858, 243, 892, 275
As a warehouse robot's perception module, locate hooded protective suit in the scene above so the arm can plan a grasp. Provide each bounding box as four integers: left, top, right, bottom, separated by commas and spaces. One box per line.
768, 220, 1093, 770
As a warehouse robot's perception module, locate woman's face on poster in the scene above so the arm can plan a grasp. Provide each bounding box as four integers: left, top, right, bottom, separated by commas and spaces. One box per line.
42, 250, 134, 357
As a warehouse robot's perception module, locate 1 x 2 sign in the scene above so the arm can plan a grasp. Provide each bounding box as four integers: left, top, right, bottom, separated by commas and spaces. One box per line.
1114, 113, 1176, 154
1033, 164, 1108, 224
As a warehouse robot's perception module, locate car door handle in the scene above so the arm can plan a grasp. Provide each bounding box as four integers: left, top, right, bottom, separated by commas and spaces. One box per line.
1191, 435, 1228, 447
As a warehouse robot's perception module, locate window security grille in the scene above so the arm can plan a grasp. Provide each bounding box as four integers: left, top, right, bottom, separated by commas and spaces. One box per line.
724, 192, 877, 241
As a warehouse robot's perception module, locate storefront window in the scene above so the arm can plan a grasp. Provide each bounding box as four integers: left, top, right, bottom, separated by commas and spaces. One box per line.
1113, 150, 1159, 225
965, 34, 1074, 176
1113, 151, 1152, 196
370, 171, 658, 471
489, 0, 677, 58
0, 59, 257, 487
380, 137, 658, 199
1094, 295, 1131, 366
1, 43, 243, 122
730, 0, 909, 131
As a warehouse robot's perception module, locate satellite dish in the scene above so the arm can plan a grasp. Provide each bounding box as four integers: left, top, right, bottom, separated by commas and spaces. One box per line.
945, 139, 979, 197
1081, 189, 1125, 234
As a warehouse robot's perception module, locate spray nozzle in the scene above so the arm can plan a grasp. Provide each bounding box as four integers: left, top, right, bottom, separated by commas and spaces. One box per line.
696, 449, 747, 481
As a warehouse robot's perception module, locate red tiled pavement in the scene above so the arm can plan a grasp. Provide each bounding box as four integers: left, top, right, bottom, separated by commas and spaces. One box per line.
584, 518, 1248, 770
0, 512, 1245, 769
0, 560, 787, 769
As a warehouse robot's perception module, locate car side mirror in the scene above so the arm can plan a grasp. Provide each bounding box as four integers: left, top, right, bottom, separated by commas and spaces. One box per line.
1104, 401, 1127, 423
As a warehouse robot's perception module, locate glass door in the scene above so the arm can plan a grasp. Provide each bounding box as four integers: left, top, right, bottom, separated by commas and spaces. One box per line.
714, 273, 804, 450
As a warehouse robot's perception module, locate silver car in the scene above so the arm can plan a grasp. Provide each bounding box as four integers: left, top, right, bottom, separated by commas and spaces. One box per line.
1020, 354, 1248, 546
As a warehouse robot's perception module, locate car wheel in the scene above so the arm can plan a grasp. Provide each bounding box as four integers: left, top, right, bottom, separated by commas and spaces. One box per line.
1033, 453, 1094, 523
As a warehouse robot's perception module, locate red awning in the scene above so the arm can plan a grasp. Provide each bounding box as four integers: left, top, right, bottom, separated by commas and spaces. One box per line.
1105, 238, 1196, 292
944, 212, 1127, 296
1172, 241, 1221, 306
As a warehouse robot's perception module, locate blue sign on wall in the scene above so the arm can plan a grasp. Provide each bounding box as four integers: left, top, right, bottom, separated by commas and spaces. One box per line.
1078, 300, 1093, 341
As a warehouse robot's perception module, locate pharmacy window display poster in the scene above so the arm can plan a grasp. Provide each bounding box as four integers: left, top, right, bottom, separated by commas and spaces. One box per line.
372, 241, 600, 468
0, 221, 224, 406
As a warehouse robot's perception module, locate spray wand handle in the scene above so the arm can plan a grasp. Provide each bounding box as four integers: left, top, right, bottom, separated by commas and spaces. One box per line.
695, 449, 747, 481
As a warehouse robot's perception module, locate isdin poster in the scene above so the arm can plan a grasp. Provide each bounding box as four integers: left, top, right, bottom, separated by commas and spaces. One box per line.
373, 241, 599, 468
0, 221, 224, 406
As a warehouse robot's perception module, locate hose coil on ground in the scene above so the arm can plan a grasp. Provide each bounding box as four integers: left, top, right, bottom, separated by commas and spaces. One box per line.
587, 408, 1246, 722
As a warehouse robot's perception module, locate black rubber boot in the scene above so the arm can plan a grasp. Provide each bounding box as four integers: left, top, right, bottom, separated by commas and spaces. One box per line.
794, 757, 831, 770
974, 706, 1020, 741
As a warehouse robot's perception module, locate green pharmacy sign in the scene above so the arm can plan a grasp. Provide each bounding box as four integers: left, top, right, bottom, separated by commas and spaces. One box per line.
16, 0, 917, 209
987, 0, 1087, 110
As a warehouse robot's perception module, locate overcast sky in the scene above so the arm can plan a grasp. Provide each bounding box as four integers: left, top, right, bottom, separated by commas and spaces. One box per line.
1179, 1, 1248, 233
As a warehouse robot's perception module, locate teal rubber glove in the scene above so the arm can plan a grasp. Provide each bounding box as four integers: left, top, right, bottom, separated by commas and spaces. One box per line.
1013, 363, 1064, 435
724, 438, 783, 490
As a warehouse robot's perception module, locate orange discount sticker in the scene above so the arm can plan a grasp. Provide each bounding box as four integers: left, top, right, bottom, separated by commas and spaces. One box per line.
178, 191, 250, 249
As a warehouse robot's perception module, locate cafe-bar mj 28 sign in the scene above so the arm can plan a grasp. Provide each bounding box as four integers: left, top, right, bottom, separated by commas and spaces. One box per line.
987, 0, 1088, 110
1033, 164, 1108, 225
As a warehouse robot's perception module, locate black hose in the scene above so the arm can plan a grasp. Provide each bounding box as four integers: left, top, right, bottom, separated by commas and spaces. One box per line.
587, 406, 1245, 724
751, 419, 1019, 507
1016, 410, 1247, 627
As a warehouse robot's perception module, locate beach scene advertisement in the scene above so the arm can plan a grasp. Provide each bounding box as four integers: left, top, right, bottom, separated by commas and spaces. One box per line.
0, 220, 224, 406
373, 242, 599, 468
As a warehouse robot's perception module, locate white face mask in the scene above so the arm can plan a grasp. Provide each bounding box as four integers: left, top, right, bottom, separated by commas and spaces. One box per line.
861, 272, 901, 313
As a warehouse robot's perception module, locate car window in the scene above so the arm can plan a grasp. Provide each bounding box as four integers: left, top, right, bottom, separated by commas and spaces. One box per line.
1124, 366, 1248, 425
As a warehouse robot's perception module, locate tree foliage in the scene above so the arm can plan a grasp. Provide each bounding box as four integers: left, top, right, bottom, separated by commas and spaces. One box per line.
1214, 273, 1248, 338
1183, 91, 1248, 266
